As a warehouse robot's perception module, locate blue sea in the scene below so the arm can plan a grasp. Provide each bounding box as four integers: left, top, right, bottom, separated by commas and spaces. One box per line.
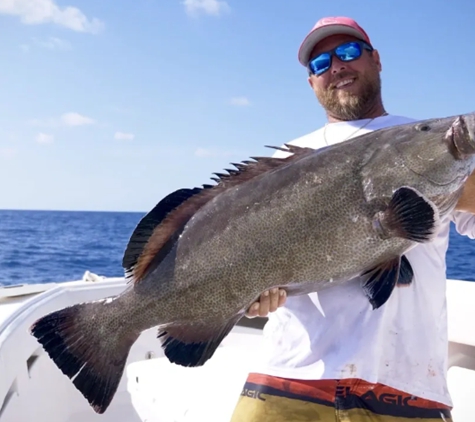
0, 209, 474, 286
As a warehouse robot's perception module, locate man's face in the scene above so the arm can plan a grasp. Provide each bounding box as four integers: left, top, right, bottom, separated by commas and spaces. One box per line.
307, 34, 382, 121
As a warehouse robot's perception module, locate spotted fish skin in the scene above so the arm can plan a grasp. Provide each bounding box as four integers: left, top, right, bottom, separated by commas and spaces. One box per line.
30, 113, 475, 414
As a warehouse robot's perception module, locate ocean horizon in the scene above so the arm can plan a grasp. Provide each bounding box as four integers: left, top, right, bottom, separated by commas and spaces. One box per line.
1, 208, 474, 286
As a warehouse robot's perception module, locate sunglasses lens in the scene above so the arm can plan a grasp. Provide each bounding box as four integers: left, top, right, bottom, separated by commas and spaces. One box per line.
308, 42, 369, 75
309, 53, 331, 75
335, 42, 362, 62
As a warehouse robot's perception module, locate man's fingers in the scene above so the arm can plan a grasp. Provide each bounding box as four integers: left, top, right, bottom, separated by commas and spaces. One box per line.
245, 302, 260, 318
245, 288, 287, 318
245, 291, 271, 318
269, 288, 281, 312
258, 290, 271, 317
278, 289, 287, 307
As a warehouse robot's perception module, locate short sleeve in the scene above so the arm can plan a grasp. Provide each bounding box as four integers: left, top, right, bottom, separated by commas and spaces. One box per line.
451, 211, 475, 239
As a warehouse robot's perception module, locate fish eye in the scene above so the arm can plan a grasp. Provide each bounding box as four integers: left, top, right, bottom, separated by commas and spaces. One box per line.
416, 124, 431, 132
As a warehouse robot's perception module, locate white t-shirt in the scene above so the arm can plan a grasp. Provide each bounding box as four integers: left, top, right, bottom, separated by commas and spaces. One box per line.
253, 114, 475, 407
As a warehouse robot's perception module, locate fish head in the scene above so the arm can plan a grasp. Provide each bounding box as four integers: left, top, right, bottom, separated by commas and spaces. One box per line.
392, 113, 475, 189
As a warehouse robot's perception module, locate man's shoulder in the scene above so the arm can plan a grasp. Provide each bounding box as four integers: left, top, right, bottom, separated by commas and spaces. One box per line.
381, 114, 419, 126
271, 128, 326, 158
271, 114, 420, 158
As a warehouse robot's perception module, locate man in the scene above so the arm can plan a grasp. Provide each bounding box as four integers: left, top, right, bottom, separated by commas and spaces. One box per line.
229, 16, 475, 422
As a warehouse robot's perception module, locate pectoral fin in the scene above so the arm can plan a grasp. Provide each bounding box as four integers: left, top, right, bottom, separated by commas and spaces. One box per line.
373, 186, 439, 242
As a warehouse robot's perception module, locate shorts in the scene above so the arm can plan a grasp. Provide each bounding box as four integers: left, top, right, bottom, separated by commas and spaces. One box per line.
229, 373, 452, 421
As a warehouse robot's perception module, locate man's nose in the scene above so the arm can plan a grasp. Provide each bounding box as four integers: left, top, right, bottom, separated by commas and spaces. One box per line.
330, 57, 347, 74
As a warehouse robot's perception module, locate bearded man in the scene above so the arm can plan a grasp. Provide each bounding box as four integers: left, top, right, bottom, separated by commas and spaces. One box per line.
229, 16, 475, 422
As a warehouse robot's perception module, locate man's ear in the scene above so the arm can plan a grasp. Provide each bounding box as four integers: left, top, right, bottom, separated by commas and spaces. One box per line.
308, 75, 314, 89
372, 49, 382, 72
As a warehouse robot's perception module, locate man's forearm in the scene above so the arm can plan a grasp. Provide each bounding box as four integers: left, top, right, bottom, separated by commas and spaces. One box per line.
455, 170, 475, 214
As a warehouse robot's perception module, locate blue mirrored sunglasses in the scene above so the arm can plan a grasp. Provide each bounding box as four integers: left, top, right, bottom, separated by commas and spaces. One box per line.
307, 40, 374, 76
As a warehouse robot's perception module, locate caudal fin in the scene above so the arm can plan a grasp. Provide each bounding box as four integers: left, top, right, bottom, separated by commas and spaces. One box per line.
29, 299, 139, 414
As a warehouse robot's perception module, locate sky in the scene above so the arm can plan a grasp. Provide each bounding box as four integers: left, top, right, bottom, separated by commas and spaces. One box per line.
0, 0, 474, 212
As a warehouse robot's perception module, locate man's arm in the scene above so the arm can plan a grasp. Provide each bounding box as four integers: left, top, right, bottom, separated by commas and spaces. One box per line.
453, 170, 475, 238
451, 211, 475, 238
455, 170, 475, 214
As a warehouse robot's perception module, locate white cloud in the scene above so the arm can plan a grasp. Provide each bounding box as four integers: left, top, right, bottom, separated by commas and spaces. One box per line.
36, 133, 54, 144
61, 112, 95, 126
29, 112, 96, 127
114, 131, 135, 141
229, 96, 251, 106
182, 0, 230, 16
0, 0, 104, 33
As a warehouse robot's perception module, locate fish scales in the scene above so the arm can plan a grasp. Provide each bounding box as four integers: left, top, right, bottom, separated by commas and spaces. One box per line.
145, 143, 398, 318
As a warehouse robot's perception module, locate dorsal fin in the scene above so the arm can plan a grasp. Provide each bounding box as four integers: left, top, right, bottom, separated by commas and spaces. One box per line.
128, 143, 315, 283
122, 187, 204, 274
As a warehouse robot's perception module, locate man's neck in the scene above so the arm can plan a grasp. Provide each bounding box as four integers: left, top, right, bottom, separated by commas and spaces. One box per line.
326, 102, 387, 124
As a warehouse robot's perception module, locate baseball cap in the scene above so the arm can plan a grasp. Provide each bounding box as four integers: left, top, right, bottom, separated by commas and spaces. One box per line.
298, 16, 372, 66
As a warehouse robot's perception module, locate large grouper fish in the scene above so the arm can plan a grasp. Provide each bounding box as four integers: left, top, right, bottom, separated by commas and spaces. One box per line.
30, 112, 475, 413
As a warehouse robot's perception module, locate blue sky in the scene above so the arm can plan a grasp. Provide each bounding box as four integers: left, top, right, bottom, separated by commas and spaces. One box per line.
0, 0, 474, 212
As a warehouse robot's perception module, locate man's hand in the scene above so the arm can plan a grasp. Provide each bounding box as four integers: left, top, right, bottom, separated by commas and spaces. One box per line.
245, 288, 287, 318
455, 169, 475, 213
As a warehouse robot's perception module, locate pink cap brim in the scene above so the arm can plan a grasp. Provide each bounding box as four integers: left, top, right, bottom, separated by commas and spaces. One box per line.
298, 24, 370, 67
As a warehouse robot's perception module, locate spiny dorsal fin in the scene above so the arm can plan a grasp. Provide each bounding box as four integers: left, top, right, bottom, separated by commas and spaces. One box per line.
130, 144, 316, 283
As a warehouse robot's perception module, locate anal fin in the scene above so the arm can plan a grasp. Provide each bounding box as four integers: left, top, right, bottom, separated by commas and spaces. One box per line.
362, 255, 414, 309
157, 314, 243, 367
373, 186, 440, 242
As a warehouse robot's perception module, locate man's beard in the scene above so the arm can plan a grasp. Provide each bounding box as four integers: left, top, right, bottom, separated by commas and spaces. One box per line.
315, 69, 382, 121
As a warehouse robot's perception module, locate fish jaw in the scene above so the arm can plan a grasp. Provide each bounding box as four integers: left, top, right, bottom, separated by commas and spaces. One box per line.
448, 114, 475, 158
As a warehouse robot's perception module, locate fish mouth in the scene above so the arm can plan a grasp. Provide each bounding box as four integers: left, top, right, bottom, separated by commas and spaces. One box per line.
446, 114, 475, 159
431, 187, 466, 216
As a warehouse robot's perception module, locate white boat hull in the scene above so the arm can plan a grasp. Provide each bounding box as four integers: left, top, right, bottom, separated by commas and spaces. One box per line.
1, 276, 474, 421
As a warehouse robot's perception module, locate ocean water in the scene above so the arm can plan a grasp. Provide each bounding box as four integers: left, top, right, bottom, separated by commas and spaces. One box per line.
0, 209, 474, 286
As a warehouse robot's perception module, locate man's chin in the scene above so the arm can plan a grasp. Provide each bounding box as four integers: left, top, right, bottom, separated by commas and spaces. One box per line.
328, 98, 366, 121
335, 87, 361, 102
335, 97, 360, 111
317, 90, 365, 119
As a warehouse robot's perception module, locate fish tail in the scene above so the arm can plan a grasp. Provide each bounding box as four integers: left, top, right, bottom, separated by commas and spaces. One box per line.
29, 298, 139, 414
